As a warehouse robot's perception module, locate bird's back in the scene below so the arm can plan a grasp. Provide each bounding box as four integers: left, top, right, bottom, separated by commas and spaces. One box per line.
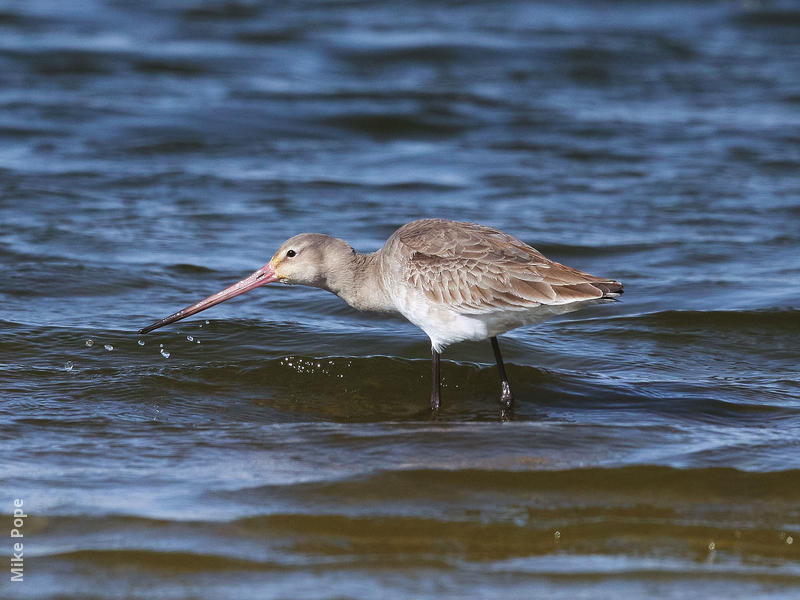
382, 219, 622, 313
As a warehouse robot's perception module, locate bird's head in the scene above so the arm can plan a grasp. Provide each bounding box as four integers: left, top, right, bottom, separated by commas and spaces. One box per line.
268, 233, 355, 288
138, 232, 354, 334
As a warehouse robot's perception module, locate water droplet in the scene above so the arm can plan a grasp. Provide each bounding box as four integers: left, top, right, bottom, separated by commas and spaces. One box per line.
85, 339, 94, 347
104, 344, 114, 351
64, 361, 73, 371
788, 536, 794, 545
196, 339, 200, 344
554, 531, 561, 542
137, 339, 145, 346
160, 349, 171, 358
159, 343, 164, 348
186, 335, 194, 342
204, 320, 209, 325
708, 542, 715, 551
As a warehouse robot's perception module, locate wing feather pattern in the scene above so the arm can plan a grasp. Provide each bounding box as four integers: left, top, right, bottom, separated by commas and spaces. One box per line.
391, 219, 622, 316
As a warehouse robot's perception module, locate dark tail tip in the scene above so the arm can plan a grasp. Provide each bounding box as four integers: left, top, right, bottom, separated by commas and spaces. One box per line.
596, 280, 624, 298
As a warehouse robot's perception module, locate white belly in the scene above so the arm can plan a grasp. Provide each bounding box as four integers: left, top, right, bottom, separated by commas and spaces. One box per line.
390, 282, 601, 352
390, 284, 570, 352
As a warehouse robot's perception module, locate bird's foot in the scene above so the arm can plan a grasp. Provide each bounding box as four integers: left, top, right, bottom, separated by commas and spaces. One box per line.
500, 381, 514, 406
499, 381, 514, 421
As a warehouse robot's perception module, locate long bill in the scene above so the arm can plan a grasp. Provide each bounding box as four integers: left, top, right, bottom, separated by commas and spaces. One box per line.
138, 263, 278, 334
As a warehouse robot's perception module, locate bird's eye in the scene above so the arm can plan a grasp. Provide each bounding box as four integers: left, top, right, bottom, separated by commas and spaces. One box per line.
286, 249, 296, 258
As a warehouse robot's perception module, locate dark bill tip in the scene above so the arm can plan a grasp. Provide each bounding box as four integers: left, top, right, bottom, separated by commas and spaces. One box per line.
136, 263, 277, 335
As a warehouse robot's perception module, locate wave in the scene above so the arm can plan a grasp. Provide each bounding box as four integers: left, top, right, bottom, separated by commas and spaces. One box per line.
605, 308, 800, 334
46, 548, 274, 571
222, 464, 800, 502
734, 9, 800, 28
318, 111, 469, 139
25, 466, 800, 579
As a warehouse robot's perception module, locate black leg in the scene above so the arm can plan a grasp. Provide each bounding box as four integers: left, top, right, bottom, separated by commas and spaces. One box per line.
490, 336, 514, 417
431, 348, 441, 412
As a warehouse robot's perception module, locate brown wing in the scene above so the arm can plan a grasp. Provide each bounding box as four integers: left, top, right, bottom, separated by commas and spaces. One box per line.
393, 219, 622, 315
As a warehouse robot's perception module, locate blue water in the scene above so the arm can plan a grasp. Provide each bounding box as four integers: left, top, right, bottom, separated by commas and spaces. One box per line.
2, 1, 800, 598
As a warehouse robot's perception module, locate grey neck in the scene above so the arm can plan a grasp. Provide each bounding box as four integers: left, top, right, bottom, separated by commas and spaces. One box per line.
324, 251, 395, 313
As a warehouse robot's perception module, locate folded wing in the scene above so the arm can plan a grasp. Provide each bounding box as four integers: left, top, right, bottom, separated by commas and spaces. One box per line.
394, 219, 622, 315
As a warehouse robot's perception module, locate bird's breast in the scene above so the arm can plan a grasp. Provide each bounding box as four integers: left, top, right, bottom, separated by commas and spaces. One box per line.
387, 281, 489, 351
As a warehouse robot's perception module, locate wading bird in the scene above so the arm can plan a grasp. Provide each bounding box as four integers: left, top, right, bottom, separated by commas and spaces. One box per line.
140, 219, 622, 415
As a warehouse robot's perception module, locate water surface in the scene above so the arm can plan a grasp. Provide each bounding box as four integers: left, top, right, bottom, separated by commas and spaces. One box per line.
1, 1, 799, 598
